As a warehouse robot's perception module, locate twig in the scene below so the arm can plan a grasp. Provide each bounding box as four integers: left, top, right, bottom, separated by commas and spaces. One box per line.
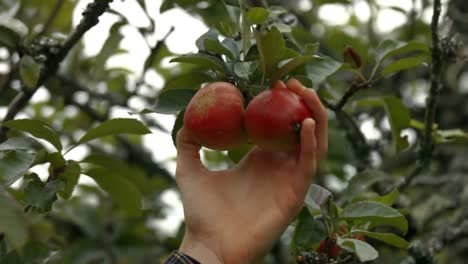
334, 81, 371, 111
35, 0, 66, 38
142, 26, 175, 75
136, 26, 175, 93
402, 0, 442, 189
0, 0, 114, 142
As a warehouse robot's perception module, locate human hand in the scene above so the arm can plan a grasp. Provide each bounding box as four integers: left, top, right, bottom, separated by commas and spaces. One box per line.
175, 78, 328, 264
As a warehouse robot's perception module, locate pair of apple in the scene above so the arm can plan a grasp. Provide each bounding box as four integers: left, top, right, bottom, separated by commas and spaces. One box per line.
183, 80, 313, 152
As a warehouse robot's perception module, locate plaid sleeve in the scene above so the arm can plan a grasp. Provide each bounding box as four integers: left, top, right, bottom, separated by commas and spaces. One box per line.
164, 251, 201, 264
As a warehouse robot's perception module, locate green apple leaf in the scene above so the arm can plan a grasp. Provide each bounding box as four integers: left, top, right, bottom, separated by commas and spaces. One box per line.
78, 118, 151, 144
4, 119, 62, 151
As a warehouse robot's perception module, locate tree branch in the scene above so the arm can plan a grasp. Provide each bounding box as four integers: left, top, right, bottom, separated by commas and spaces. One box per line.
0, 0, 114, 142
334, 81, 371, 111
403, 0, 442, 189
140, 26, 175, 80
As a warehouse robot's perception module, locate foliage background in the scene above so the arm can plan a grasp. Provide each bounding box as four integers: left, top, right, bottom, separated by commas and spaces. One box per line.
0, 0, 467, 263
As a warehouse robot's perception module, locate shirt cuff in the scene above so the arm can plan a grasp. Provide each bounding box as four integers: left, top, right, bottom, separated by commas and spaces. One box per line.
164, 251, 202, 264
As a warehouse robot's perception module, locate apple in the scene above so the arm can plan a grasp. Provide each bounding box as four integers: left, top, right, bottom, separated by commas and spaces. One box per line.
183, 82, 246, 150
244, 82, 312, 152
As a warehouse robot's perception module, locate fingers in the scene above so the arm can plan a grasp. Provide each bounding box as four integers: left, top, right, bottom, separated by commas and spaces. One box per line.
287, 78, 328, 161
175, 127, 206, 177
273, 80, 287, 89
298, 118, 317, 184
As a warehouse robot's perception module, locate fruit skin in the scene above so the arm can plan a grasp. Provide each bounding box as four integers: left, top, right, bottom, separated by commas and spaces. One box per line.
245, 82, 312, 152
183, 82, 246, 151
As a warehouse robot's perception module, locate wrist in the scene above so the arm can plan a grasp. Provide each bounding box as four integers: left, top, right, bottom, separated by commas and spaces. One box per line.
179, 232, 223, 264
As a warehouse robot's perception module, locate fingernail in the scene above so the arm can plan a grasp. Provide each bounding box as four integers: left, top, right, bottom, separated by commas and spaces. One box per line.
304, 118, 314, 126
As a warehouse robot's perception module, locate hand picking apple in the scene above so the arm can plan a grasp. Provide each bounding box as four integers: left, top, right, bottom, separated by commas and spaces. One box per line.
166, 78, 328, 264
183, 78, 319, 153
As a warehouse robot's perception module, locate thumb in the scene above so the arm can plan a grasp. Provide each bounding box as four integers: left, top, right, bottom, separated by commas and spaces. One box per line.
176, 127, 206, 176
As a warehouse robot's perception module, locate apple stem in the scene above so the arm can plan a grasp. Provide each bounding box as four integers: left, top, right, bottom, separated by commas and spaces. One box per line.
293, 123, 302, 134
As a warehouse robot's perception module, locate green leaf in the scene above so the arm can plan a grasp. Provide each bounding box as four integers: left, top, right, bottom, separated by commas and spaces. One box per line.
160, 0, 176, 12
0, 150, 35, 187
227, 144, 253, 163
147, 43, 174, 79
304, 43, 320, 55
376, 39, 429, 63
349, 230, 410, 249
0, 2, 20, 19
291, 26, 315, 48
245, 7, 269, 25
153, 89, 197, 115
215, 21, 239, 38
136, 0, 147, 12
339, 170, 386, 204
47, 152, 66, 170
81, 154, 158, 195
204, 39, 235, 60
4, 119, 62, 151
170, 53, 229, 74
255, 27, 285, 84
292, 208, 327, 255
23, 174, 64, 212
58, 161, 81, 200
357, 96, 410, 152
271, 55, 320, 85
342, 201, 408, 234
305, 55, 342, 86
85, 168, 142, 216
0, 18, 28, 49
234, 61, 258, 80
337, 237, 379, 262
0, 187, 28, 250
370, 188, 399, 206
165, 72, 214, 90
172, 109, 185, 147
222, 38, 240, 59
382, 97, 411, 152
77, 118, 151, 144
196, 28, 219, 51
0, 137, 38, 151
92, 22, 124, 80
19, 56, 41, 88
304, 184, 333, 214
381, 56, 428, 77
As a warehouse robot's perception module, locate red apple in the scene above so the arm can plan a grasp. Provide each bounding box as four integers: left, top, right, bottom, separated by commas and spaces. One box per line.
183, 82, 246, 150
244, 82, 312, 152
